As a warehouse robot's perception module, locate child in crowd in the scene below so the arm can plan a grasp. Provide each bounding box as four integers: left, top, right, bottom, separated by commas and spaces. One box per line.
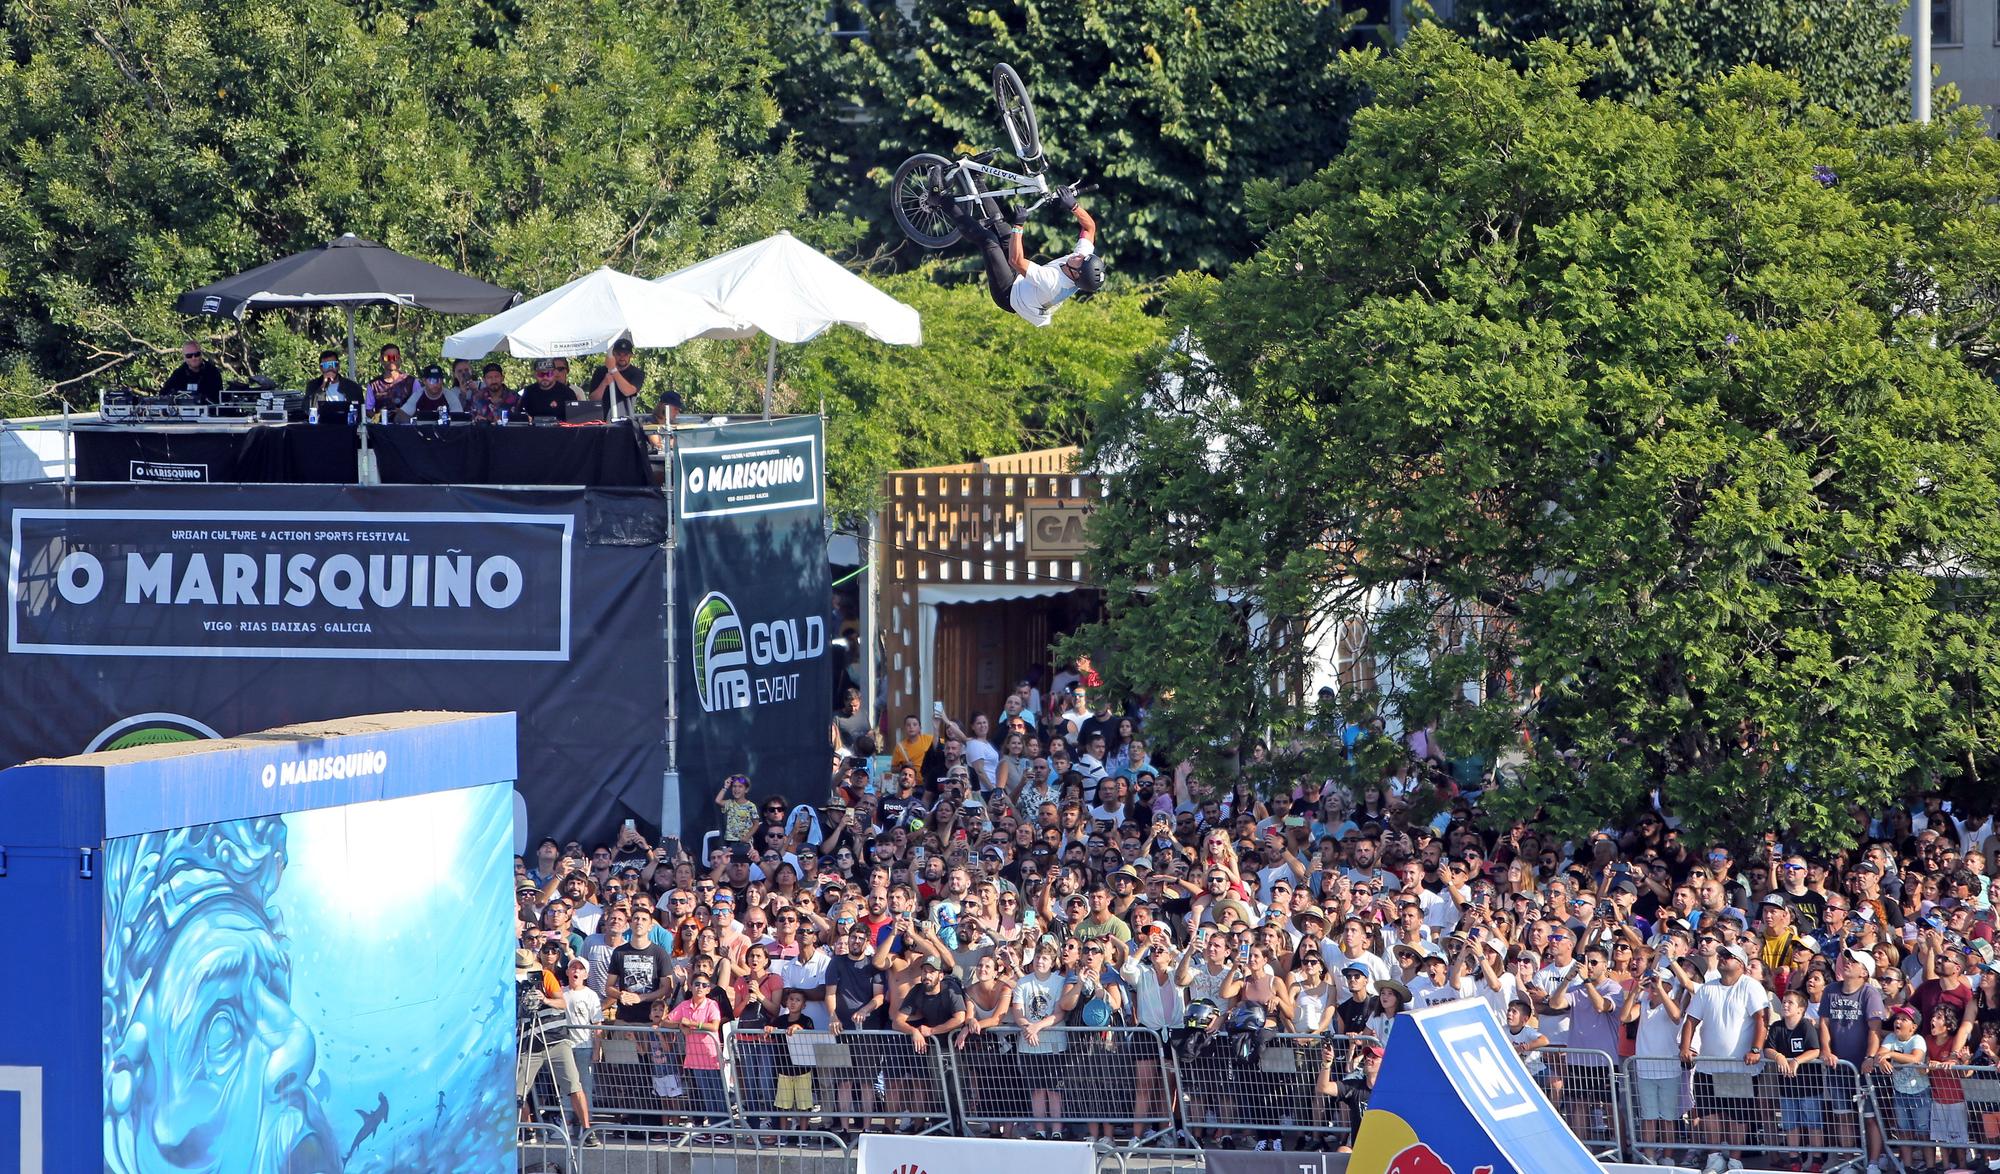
770, 988, 819, 1133
1763, 990, 1824, 1156
1871, 1006, 1930, 1173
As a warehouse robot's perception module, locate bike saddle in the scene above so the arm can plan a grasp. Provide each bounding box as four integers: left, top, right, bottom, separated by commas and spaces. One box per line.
968, 148, 1001, 165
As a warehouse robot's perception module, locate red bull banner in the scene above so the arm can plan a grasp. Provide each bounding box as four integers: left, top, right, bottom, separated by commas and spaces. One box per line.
1346, 1000, 1602, 1174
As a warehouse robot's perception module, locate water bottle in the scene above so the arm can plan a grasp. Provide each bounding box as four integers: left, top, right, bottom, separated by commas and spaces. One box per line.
499, 408, 509, 425
364, 386, 376, 415
308, 403, 319, 425
345, 404, 358, 426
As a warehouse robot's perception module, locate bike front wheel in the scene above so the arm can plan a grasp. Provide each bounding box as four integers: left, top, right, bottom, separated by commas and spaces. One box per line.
890, 153, 964, 249
993, 64, 1044, 173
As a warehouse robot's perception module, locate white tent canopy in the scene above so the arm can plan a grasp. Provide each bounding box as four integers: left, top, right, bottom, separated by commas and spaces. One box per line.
441, 267, 743, 359
654, 231, 921, 415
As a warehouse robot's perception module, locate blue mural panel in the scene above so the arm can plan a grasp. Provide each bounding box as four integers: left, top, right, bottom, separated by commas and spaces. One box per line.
100, 781, 514, 1174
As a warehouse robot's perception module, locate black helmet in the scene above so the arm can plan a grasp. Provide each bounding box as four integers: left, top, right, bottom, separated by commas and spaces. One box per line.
1070, 254, 1106, 297
1184, 1000, 1220, 1031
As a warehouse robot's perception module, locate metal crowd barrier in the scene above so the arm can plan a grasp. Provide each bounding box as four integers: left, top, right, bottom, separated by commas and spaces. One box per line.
1171, 1030, 1372, 1147
721, 1027, 955, 1135
528, 1022, 734, 1133
1862, 1062, 2000, 1169
1535, 1047, 1624, 1159
568, 1125, 853, 1174
519, 1122, 574, 1173
953, 1026, 1179, 1142
1620, 1056, 1869, 1171
1098, 1144, 1209, 1174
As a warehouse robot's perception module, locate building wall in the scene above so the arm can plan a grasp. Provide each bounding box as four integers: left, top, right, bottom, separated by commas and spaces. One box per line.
1918, 0, 2000, 119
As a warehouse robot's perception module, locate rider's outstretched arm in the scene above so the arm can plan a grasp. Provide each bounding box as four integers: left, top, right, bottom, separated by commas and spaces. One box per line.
1073, 202, 1096, 243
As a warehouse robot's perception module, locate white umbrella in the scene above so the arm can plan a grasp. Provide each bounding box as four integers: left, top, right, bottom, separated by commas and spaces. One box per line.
654, 231, 922, 417
441, 267, 743, 360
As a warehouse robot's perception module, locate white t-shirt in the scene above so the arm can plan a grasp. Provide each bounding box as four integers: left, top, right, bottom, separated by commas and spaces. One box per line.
1686, 977, 1770, 1073
1009, 236, 1096, 326
1632, 990, 1685, 1078
1409, 974, 1475, 1008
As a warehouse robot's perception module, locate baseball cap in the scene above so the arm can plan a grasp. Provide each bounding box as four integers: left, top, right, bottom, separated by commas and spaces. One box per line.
1761, 893, 1788, 908
921, 954, 946, 970
611, 336, 635, 353
421, 364, 444, 379
1721, 944, 1750, 966
532, 358, 556, 372
1340, 962, 1369, 976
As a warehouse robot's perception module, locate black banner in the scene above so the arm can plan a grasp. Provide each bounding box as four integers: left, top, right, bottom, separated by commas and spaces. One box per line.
74, 424, 359, 483
365, 422, 653, 487
673, 417, 832, 840
0, 481, 668, 845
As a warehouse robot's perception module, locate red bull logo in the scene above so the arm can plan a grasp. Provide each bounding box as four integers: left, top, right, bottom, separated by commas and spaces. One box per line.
1384, 1143, 1492, 1174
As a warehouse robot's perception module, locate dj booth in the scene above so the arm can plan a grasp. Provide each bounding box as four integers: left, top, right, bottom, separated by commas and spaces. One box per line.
71, 419, 653, 487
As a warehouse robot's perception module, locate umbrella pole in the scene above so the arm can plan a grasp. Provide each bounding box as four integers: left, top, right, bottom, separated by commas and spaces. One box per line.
345, 306, 358, 381
763, 337, 777, 420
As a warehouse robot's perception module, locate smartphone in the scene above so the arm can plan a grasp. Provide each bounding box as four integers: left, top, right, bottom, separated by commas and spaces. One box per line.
933, 701, 945, 718
1238, 941, 1252, 967
622, 818, 637, 834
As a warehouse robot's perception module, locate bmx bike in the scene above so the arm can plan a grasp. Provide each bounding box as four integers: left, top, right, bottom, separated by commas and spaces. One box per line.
891, 64, 1092, 249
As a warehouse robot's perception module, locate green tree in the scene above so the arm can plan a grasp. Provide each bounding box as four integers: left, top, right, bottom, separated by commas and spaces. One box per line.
1453, 0, 1909, 127
0, 0, 809, 409
1076, 29, 2000, 851
846, 0, 1362, 277
770, 267, 1166, 516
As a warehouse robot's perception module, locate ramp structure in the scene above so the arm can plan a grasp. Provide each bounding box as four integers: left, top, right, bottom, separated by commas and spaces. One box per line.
1348, 1000, 1605, 1174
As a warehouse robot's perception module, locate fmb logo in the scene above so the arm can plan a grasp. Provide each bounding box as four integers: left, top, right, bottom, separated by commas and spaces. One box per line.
692, 591, 751, 712
1437, 1021, 1536, 1121
690, 589, 828, 712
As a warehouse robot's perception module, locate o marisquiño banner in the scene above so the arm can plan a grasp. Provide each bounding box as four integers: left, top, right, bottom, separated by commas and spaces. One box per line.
673, 417, 832, 840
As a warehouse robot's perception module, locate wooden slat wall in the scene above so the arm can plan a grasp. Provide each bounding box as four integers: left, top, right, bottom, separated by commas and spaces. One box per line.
878, 448, 1098, 722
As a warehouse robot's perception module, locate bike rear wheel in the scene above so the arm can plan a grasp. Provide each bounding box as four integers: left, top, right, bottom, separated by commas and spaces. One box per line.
993, 64, 1044, 173
890, 152, 964, 249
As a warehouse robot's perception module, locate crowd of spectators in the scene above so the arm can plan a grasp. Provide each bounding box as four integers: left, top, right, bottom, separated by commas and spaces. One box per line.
514, 671, 2000, 1174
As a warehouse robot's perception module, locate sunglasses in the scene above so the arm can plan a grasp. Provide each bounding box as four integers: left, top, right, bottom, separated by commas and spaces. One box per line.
182, 350, 202, 358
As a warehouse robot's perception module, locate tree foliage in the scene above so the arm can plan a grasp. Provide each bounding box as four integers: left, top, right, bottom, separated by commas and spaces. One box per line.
778, 268, 1167, 516
843, 0, 1363, 278
0, 0, 811, 412
1453, 0, 1909, 128
1076, 29, 2000, 852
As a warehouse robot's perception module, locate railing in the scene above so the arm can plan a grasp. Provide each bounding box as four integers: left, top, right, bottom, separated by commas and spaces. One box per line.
523, 1020, 1973, 1166
953, 1026, 1179, 1142
1174, 1030, 1366, 1148
1620, 1055, 1870, 1171
1535, 1046, 1624, 1159
518, 1121, 572, 1173
722, 1025, 956, 1135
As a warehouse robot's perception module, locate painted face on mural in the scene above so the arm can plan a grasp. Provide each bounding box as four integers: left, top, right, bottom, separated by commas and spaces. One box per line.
131, 908, 339, 1173
103, 819, 340, 1174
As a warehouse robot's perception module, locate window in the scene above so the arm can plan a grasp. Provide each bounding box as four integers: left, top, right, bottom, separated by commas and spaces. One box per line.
1933, 0, 1960, 45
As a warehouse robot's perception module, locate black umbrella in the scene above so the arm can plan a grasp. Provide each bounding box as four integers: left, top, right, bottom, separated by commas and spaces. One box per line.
176, 233, 518, 377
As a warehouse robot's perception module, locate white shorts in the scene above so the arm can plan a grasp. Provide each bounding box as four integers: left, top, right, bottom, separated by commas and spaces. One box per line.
1932, 1099, 1970, 1144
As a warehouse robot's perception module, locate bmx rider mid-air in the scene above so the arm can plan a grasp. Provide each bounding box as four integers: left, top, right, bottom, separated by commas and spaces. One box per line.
950, 183, 1103, 327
